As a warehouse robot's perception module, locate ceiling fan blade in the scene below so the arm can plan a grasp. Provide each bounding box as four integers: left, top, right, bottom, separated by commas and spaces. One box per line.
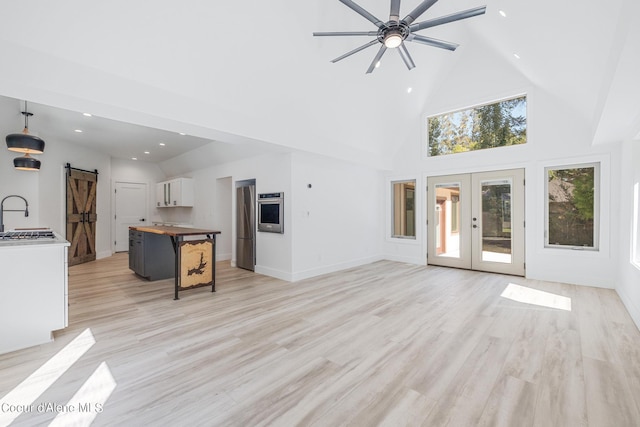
331, 39, 380, 63
366, 45, 388, 74
390, 0, 401, 22
410, 6, 487, 32
403, 0, 439, 25
314, 31, 379, 37
398, 43, 416, 70
406, 34, 459, 51
339, 0, 385, 28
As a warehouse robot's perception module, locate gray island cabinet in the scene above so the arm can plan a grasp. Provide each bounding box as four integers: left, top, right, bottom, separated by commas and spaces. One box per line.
128, 228, 175, 281
128, 225, 221, 299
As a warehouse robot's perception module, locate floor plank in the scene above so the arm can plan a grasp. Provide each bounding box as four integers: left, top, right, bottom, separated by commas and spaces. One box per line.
1, 254, 639, 426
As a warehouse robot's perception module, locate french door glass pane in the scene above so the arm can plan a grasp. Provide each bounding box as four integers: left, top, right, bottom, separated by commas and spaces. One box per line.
435, 183, 461, 259
481, 179, 512, 263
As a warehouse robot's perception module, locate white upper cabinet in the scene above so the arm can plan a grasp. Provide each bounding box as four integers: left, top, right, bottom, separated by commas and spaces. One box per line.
156, 178, 194, 207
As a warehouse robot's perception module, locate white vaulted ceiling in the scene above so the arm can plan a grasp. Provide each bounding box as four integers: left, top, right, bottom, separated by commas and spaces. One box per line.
0, 0, 637, 169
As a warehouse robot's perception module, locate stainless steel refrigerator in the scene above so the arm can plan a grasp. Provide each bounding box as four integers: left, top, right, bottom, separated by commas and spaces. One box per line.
236, 183, 255, 271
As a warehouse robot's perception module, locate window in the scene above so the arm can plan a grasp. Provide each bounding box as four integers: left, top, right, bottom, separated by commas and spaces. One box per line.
392, 180, 416, 239
427, 95, 527, 156
545, 163, 599, 249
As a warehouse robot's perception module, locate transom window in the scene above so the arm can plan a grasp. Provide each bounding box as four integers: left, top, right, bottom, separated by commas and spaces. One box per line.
427, 95, 527, 156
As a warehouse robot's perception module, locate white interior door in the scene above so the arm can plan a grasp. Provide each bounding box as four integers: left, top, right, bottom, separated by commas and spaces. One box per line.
114, 182, 148, 252
427, 169, 525, 276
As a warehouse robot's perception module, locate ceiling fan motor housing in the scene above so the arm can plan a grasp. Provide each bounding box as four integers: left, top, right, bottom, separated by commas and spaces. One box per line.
378, 21, 410, 47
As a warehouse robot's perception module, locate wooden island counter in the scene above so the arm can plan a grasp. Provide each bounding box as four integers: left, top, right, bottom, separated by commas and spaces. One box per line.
129, 225, 221, 299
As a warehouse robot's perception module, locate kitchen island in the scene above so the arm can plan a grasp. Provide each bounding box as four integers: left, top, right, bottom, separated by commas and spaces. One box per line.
129, 225, 220, 299
0, 231, 70, 355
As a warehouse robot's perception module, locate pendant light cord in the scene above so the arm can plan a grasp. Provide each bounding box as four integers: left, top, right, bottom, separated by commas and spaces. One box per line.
24, 101, 29, 130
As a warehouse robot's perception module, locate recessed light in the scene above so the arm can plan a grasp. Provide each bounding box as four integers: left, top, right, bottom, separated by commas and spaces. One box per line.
178, 132, 186, 136
513, 53, 521, 59
144, 151, 150, 154
407, 87, 413, 94
159, 142, 166, 146
375, 61, 381, 68
131, 157, 137, 161
82, 113, 92, 117
74, 129, 83, 133
499, 10, 507, 17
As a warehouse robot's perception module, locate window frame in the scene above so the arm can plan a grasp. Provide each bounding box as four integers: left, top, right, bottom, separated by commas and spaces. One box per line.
544, 162, 600, 250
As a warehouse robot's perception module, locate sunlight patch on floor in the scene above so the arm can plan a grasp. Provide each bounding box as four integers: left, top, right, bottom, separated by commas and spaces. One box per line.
49, 361, 117, 426
501, 283, 572, 311
0, 328, 96, 426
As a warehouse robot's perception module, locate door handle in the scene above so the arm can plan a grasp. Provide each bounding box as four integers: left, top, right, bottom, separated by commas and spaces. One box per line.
140, 218, 146, 222
472, 224, 478, 228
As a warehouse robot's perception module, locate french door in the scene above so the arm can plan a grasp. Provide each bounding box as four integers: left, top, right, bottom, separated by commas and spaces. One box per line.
427, 169, 525, 276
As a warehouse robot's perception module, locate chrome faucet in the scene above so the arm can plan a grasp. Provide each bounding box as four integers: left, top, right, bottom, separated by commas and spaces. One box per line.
0, 195, 29, 232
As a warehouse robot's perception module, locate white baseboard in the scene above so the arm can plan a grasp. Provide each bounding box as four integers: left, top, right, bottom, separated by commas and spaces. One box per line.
217, 252, 232, 262
255, 265, 293, 282
616, 286, 640, 331
289, 255, 384, 282
97, 250, 112, 260
384, 254, 426, 265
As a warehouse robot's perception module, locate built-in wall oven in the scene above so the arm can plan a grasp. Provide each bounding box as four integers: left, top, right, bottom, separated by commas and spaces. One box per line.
257, 192, 284, 233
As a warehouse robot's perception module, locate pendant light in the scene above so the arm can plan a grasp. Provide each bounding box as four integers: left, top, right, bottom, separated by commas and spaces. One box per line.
5, 101, 44, 171
13, 154, 41, 171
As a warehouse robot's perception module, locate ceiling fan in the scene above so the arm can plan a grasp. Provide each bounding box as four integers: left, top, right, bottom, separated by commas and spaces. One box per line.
313, 0, 486, 73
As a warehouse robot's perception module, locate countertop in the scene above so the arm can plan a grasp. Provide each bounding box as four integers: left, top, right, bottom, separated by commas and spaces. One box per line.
129, 225, 221, 237
0, 231, 70, 248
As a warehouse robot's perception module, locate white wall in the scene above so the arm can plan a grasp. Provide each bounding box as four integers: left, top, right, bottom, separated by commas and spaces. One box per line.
0, 157, 39, 232
213, 177, 232, 261
161, 148, 386, 282
290, 152, 384, 281
385, 52, 622, 289
38, 139, 112, 259
0, 100, 40, 231
166, 150, 293, 279
110, 158, 167, 252
616, 139, 640, 328
0, 113, 111, 260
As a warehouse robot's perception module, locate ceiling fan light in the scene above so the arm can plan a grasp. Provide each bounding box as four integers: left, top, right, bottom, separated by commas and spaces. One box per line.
384, 33, 403, 48
6, 131, 45, 154
13, 153, 41, 171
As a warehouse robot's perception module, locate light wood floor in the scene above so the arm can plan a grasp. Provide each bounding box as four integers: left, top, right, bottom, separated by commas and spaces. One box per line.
2, 254, 640, 426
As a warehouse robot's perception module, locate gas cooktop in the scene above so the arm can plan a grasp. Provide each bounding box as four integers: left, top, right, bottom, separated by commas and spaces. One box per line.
0, 230, 56, 240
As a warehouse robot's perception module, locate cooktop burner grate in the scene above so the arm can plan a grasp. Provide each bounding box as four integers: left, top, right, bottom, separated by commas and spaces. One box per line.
0, 231, 55, 240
